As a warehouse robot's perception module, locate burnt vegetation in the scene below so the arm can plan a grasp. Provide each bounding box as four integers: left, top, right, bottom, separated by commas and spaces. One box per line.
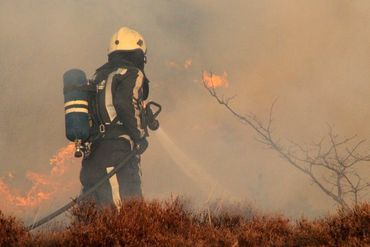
0, 199, 369, 246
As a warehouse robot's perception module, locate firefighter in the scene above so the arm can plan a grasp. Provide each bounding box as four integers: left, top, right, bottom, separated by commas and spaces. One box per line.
80, 27, 150, 205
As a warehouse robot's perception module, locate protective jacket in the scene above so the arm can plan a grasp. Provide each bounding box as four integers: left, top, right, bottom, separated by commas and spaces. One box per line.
89, 57, 149, 145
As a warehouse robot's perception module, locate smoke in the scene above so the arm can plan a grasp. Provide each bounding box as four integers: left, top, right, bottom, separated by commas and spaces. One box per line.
0, 0, 369, 219
155, 128, 233, 197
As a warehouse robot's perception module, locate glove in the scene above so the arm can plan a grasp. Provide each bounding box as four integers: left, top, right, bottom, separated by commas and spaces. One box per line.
135, 138, 148, 155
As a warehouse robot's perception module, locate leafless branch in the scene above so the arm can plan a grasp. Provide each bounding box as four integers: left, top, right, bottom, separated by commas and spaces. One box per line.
202, 72, 370, 208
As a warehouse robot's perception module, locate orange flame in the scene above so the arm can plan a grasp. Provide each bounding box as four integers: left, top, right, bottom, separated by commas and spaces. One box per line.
202, 71, 229, 88
0, 143, 79, 218
166, 58, 193, 70
184, 59, 193, 69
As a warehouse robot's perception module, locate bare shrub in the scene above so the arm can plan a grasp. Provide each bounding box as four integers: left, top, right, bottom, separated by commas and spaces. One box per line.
203, 74, 370, 208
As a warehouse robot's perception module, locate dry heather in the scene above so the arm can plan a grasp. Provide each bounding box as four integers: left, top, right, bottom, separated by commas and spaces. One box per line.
0, 199, 369, 246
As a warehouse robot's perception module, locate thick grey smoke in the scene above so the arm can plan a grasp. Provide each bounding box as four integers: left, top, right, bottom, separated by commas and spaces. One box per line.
0, 0, 369, 218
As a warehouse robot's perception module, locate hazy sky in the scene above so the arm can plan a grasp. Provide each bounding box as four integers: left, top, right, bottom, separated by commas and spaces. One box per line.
0, 0, 369, 219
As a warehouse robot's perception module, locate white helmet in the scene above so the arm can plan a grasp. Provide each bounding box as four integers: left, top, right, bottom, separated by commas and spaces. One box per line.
108, 27, 147, 55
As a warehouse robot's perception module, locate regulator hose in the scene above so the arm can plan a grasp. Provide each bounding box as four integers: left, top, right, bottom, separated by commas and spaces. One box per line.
27, 150, 138, 231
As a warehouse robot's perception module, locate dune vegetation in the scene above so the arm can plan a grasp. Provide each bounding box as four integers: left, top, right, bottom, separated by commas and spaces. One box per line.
0, 199, 369, 246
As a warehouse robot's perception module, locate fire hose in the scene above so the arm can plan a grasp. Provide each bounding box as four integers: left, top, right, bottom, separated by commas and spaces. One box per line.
27, 150, 138, 231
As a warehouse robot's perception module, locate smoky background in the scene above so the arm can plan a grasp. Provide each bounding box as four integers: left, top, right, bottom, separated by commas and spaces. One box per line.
0, 0, 369, 219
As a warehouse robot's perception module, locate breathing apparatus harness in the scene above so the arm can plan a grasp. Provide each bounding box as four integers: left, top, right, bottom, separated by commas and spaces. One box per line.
28, 68, 161, 231
64, 69, 161, 158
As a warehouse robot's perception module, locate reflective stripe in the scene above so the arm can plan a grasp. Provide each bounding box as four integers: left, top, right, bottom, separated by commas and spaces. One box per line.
97, 80, 106, 90
65, 108, 89, 114
132, 70, 145, 138
105, 68, 127, 121
64, 100, 88, 108
106, 167, 120, 208
119, 134, 134, 149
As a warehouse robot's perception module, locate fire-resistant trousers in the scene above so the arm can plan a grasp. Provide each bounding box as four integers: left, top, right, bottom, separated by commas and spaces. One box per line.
79, 138, 142, 206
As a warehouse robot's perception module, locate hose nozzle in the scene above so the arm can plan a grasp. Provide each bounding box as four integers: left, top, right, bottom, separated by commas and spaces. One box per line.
74, 139, 83, 158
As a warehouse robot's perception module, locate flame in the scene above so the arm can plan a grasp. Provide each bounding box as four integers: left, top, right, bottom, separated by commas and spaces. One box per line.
184, 59, 192, 69
166, 61, 178, 69
202, 71, 229, 88
166, 58, 193, 70
50, 144, 75, 176
0, 143, 79, 219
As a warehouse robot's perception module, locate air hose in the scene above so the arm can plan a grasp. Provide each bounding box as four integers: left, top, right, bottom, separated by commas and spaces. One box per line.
27, 150, 137, 231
